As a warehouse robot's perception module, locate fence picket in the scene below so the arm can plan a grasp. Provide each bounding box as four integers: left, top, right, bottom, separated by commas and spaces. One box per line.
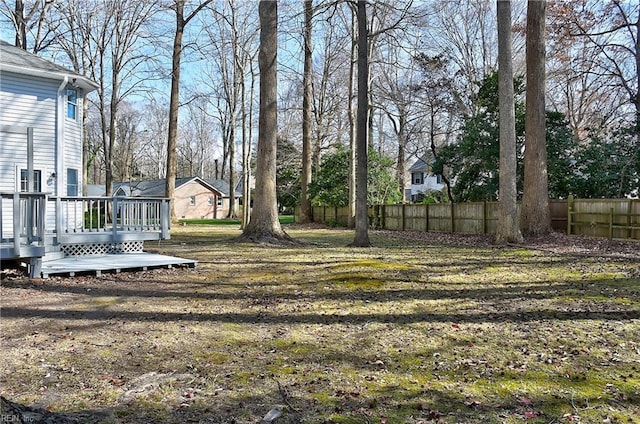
300, 198, 639, 241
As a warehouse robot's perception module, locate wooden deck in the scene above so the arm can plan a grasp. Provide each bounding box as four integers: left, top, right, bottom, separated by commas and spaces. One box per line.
40, 253, 197, 278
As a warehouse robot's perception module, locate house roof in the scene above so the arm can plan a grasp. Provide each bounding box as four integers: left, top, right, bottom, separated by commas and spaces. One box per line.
113, 177, 229, 198
204, 179, 242, 197
408, 156, 429, 172
86, 184, 107, 197
0, 40, 98, 92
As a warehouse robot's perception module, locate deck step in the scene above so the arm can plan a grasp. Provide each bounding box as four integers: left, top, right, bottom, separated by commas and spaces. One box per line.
40, 253, 197, 278
42, 250, 65, 262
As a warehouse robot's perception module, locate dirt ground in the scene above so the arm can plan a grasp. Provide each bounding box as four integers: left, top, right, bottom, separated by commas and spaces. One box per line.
1, 226, 639, 423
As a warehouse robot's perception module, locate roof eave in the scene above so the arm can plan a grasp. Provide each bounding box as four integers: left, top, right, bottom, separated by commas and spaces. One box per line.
0, 63, 99, 92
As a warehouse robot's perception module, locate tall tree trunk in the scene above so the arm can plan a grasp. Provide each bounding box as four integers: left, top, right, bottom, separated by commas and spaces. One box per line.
165, 0, 212, 222
347, 10, 357, 228
240, 0, 293, 244
300, 0, 314, 224
495, 0, 523, 244
165, 1, 185, 223
227, 112, 236, 218
396, 110, 406, 203
240, 61, 249, 228
14, 0, 27, 49
351, 0, 371, 247
520, 0, 550, 236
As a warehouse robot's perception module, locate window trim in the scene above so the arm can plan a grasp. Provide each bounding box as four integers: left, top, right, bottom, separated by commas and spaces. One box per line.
19, 168, 42, 192
67, 168, 79, 196
66, 88, 78, 120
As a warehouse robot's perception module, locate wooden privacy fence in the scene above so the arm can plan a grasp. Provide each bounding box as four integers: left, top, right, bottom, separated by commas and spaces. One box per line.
567, 197, 640, 240
298, 197, 639, 241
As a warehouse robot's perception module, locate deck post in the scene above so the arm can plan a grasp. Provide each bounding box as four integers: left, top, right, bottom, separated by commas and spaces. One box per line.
112, 196, 119, 243
12, 193, 20, 256
29, 257, 42, 279
56, 196, 62, 238
161, 200, 170, 239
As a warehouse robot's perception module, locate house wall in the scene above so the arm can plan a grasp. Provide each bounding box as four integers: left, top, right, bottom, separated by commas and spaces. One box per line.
174, 180, 235, 219
0, 70, 85, 233
0, 72, 57, 193
62, 90, 84, 197
410, 174, 444, 201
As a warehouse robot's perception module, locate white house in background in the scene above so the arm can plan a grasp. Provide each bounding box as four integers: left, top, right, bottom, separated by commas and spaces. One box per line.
408, 155, 444, 202
1, 41, 171, 277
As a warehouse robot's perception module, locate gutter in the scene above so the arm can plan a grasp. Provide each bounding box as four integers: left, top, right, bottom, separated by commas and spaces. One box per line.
56, 76, 68, 197
0, 63, 99, 92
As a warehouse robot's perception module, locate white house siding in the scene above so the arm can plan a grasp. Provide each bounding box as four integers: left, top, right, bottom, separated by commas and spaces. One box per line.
63, 95, 83, 195
410, 176, 445, 202
0, 72, 58, 191
0, 71, 69, 234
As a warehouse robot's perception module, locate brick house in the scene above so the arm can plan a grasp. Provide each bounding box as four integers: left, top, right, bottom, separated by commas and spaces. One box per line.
112, 177, 239, 219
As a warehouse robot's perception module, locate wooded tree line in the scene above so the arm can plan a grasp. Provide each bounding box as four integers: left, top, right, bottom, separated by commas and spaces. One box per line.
1, 0, 638, 238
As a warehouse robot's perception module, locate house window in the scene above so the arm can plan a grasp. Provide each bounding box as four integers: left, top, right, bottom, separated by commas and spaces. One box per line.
66, 88, 78, 120
412, 172, 424, 185
217, 197, 223, 207
189, 196, 196, 206
20, 169, 41, 192
67, 168, 78, 196
207, 196, 213, 206
436, 174, 443, 184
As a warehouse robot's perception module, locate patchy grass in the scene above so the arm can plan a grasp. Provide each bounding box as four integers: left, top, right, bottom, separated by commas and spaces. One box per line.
178, 215, 294, 226
1, 226, 639, 424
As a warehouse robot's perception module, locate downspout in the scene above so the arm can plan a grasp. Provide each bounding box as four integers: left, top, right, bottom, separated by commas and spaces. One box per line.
56, 77, 68, 197
55, 77, 68, 240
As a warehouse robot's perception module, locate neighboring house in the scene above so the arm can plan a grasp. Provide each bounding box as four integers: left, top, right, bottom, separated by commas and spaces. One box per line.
408, 155, 444, 202
113, 177, 240, 219
0, 41, 171, 277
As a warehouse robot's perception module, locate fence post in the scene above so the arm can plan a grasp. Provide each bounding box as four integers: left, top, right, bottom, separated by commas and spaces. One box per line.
482, 201, 487, 234
566, 195, 573, 235
382, 205, 386, 229
402, 203, 406, 231
608, 207, 614, 239
425, 203, 429, 233
450, 202, 456, 233
627, 200, 633, 239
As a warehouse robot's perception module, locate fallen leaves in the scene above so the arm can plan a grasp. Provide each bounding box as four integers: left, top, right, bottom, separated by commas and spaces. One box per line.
1, 226, 639, 423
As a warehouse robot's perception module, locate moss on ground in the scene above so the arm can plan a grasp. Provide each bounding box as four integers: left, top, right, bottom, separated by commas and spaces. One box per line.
0, 226, 638, 423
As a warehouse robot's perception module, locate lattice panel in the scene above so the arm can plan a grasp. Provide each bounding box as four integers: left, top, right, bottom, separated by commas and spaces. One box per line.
111, 241, 144, 253
61, 241, 144, 256
62, 243, 109, 256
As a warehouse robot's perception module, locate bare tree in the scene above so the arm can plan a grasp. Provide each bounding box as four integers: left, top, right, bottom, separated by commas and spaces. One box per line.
102, 0, 158, 195
1, 0, 55, 52
240, 56, 257, 228
495, 0, 523, 244
199, 1, 258, 220
299, 0, 314, 224
137, 99, 169, 179
165, 0, 213, 222
520, 0, 550, 236
239, 0, 293, 244
49, 0, 100, 194
351, 0, 371, 247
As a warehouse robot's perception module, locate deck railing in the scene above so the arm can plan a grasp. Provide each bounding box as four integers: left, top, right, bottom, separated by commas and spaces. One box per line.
2, 194, 170, 261
0, 192, 47, 258
53, 196, 171, 244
